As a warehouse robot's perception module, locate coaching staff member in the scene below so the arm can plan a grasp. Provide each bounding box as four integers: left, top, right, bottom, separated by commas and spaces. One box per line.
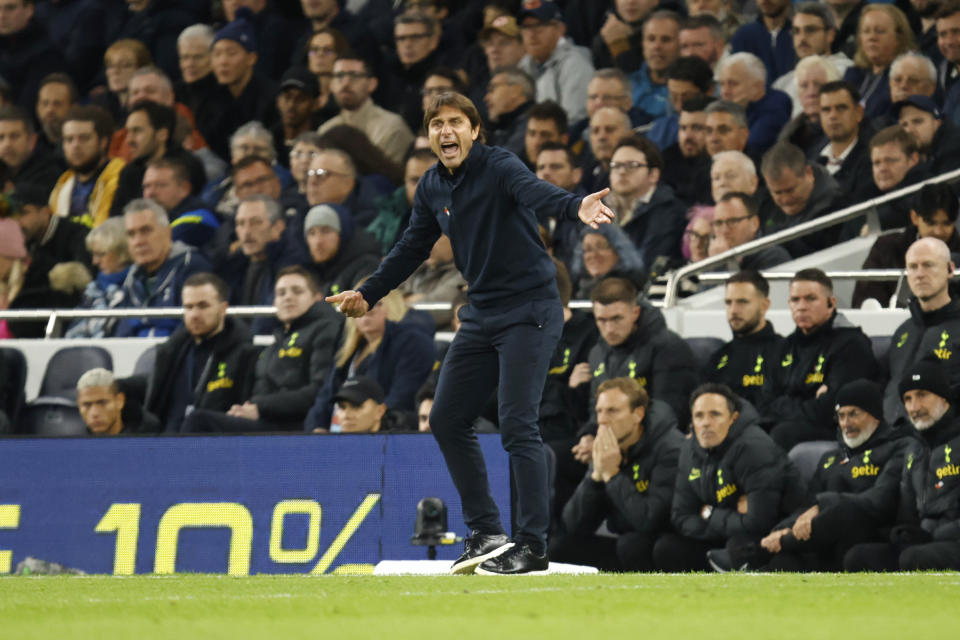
328, 91, 613, 575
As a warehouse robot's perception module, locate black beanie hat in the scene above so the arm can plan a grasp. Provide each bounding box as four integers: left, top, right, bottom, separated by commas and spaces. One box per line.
835, 379, 884, 420
898, 358, 953, 402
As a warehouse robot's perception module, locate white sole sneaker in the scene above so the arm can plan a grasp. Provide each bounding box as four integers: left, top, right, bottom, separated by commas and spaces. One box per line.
449, 542, 515, 575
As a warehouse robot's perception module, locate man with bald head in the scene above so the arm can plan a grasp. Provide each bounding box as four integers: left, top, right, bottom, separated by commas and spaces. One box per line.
884, 236, 960, 425
581, 106, 632, 192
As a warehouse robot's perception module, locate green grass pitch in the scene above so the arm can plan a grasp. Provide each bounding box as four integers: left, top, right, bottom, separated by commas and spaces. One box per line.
1, 572, 956, 639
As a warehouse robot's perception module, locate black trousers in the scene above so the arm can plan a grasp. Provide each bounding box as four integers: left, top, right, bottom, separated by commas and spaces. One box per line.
844, 540, 960, 571
430, 298, 563, 554
764, 502, 883, 572
652, 532, 718, 572
180, 409, 286, 433
549, 532, 656, 572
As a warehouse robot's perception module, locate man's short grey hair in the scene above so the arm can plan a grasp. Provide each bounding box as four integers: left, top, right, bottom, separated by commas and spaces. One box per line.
178, 24, 214, 50
238, 194, 282, 224
77, 367, 117, 392
910, 236, 952, 264
395, 12, 437, 36
712, 150, 756, 178
718, 52, 767, 85
131, 65, 174, 93
705, 100, 748, 127
761, 142, 809, 180
86, 217, 132, 263
891, 52, 937, 86
590, 67, 632, 96
124, 198, 170, 227
490, 66, 536, 101
315, 147, 357, 177
645, 9, 683, 30
794, 2, 836, 31
795, 55, 841, 82
230, 121, 277, 163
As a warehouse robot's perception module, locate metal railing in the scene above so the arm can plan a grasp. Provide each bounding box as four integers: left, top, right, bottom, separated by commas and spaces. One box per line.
661, 166, 960, 307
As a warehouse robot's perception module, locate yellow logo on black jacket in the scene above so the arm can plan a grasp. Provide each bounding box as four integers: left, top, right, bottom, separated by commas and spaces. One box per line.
278, 332, 303, 358
206, 361, 234, 392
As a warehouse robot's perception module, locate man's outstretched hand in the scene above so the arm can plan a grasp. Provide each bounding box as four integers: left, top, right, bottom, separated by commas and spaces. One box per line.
325, 290, 369, 318
578, 187, 615, 229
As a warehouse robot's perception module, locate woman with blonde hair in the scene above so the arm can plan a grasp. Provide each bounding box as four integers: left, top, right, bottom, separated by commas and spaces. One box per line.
93, 39, 153, 123
842, 4, 915, 119
304, 285, 435, 431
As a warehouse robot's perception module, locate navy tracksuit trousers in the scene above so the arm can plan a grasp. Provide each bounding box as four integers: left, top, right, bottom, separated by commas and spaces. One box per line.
430, 296, 564, 554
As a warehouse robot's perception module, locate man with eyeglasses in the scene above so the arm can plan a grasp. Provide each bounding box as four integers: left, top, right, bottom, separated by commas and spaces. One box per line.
606, 134, 686, 274
319, 54, 414, 166
704, 270, 784, 407
302, 148, 383, 228
759, 141, 839, 258
710, 192, 791, 269
376, 12, 450, 132
771, 4, 853, 115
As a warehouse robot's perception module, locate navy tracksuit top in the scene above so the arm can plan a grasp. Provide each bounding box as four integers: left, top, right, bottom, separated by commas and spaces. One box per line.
359, 143, 584, 309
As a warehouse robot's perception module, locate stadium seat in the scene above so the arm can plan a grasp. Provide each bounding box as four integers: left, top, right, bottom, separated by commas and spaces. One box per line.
0, 347, 27, 434
133, 345, 157, 379
787, 440, 837, 484
37, 346, 113, 401
19, 398, 87, 437
871, 335, 891, 381
684, 337, 724, 373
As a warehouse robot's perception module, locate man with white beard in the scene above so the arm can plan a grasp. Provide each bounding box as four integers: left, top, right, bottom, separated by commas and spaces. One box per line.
753, 379, 912, 571
844, 360, 960, 571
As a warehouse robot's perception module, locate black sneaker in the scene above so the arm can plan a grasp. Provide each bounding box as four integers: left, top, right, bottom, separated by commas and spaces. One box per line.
450, 532, 513, 575
474, 543, 549, 575
707, 548, 748, 573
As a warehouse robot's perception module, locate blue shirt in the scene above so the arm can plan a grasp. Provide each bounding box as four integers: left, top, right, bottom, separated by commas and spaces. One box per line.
627, 63, 669, 121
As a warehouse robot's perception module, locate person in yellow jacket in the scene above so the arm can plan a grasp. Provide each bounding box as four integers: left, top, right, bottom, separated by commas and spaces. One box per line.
48, 105, 125, 228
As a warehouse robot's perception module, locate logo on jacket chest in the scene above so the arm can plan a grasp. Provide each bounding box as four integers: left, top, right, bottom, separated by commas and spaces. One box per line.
933, 330, 953, 361
278, 332, 303, 358
741, 355, 766, 387
805, 354, 826, 385
632, 464, 649, 493
850, 449, 878, 478
205, 361, 235, 392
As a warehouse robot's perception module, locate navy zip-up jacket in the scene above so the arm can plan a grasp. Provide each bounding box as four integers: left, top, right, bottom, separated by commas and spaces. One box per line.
358, 144, 584, 309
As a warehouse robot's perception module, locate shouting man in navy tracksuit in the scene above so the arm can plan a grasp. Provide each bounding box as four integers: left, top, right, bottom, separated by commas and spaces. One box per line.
328, 92, 614, 574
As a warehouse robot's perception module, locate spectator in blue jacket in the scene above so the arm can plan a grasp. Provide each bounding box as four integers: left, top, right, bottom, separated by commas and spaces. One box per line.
716, 52, 793, 154
304, 288, 435, 431
65, 218, 132, 339
141, 158, 219, 250
626, 11, 682, 123
729, 0, 796, 84
113, 198, 211, 337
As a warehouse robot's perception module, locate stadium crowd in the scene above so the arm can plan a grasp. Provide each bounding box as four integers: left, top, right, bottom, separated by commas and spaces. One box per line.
1, 0, 960, 572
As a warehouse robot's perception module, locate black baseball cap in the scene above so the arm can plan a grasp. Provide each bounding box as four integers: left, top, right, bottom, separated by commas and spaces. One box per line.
279, 67, 319, 99
893, 95, 943, 120
334, 376, 386, 406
